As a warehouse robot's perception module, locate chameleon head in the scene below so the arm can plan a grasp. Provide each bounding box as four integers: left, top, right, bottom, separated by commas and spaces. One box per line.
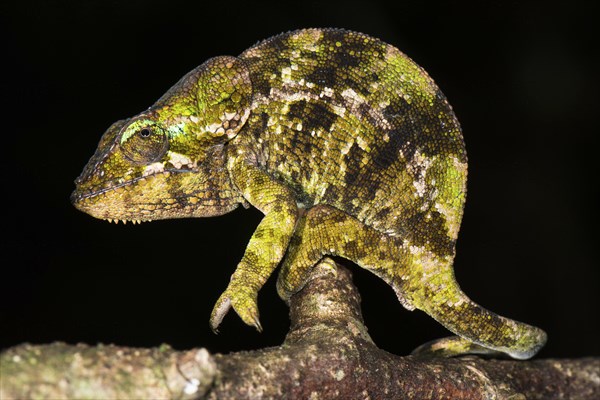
71, 56, 253, 223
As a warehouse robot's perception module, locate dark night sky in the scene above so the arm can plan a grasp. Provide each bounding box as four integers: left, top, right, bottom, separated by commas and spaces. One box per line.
1, 1, 598, 358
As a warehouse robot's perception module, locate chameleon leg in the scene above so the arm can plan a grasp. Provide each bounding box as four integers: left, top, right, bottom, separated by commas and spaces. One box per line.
210, 158, 299, 332
277, 205, 547, 359
277, 204, 402, 303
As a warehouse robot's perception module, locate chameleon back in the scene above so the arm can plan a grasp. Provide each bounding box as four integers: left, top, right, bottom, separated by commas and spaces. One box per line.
238, 28, 468, 258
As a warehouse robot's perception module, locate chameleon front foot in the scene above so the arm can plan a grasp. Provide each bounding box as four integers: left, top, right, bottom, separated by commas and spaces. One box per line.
209, 283, 262, 333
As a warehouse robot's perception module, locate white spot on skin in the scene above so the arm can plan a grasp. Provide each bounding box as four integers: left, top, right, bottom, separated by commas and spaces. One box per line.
435, 202, 460, 239
281, 67, 293, 84
331, 106, 347, 120
341, 88, 361, 104
356, 136, 370, 151
318, 185, 328, 198
320, 87, 334, 98
452, 156, 468, 177
340, 140, 353, 155
340, 88, 392, 130
413, 179, 426, 197
224, 111, 237, 121
448, 297, 466, 307
408, 150, 433, 198
409, 245, 425, 255
168, 152, 194, 169
143, 162, 164, 176
203, 121, 223, 136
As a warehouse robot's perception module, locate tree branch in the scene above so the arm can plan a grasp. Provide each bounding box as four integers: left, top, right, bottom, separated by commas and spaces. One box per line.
2, 259, 598, 399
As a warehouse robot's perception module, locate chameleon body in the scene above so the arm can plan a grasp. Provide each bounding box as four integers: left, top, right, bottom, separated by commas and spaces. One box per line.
72, 28, 546, 359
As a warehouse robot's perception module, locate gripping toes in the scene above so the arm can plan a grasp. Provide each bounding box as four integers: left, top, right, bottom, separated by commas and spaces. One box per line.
210, 281, 262, 333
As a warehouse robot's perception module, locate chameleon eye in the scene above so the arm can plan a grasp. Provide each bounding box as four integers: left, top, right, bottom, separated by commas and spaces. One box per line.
120, 124, 169, 164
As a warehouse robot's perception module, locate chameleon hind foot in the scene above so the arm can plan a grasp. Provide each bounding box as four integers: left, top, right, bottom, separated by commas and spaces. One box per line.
411, 336, 508, 358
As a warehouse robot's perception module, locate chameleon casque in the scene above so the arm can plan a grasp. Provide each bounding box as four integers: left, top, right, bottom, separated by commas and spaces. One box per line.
72, 28, 547, 359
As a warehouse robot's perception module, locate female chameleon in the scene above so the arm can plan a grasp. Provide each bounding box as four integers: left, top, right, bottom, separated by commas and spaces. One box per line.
72, 28, 546, 359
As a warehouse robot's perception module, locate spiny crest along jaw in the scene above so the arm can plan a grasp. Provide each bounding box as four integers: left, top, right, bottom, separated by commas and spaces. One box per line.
104, 218, 149, 224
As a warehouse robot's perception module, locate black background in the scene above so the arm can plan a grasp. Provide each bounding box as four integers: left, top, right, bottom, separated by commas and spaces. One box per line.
1, 1, 598, 358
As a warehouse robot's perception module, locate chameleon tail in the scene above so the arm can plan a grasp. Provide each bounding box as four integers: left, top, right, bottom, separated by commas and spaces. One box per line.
407, 266, 547, 359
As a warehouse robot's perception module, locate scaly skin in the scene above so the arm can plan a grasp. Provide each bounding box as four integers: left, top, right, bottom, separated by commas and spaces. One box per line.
72, 28, 546, 359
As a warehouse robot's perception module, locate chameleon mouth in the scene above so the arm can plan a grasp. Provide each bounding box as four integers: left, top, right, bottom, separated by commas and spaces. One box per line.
71, 165, 239, 223
71, 168, 188, 204
70, 169, 185, 223
71, 177, 145, 203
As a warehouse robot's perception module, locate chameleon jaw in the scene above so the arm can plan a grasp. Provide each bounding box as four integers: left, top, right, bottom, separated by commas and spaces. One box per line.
72, 165, 243, 223
71, 169, 185, 222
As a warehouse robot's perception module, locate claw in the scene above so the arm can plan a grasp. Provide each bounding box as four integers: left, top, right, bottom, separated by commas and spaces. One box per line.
209, 295, 231, 334
231, 296, 261, 332
253, 316, 263, 333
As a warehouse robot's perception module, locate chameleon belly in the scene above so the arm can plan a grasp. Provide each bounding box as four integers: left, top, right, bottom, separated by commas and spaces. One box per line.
72, 28, 546, 359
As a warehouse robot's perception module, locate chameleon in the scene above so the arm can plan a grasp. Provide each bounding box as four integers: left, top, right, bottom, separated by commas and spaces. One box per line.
71, 28, 547, 359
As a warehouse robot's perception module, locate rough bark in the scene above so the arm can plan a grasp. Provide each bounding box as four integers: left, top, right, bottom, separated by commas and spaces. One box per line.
2, 259, 598, 399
